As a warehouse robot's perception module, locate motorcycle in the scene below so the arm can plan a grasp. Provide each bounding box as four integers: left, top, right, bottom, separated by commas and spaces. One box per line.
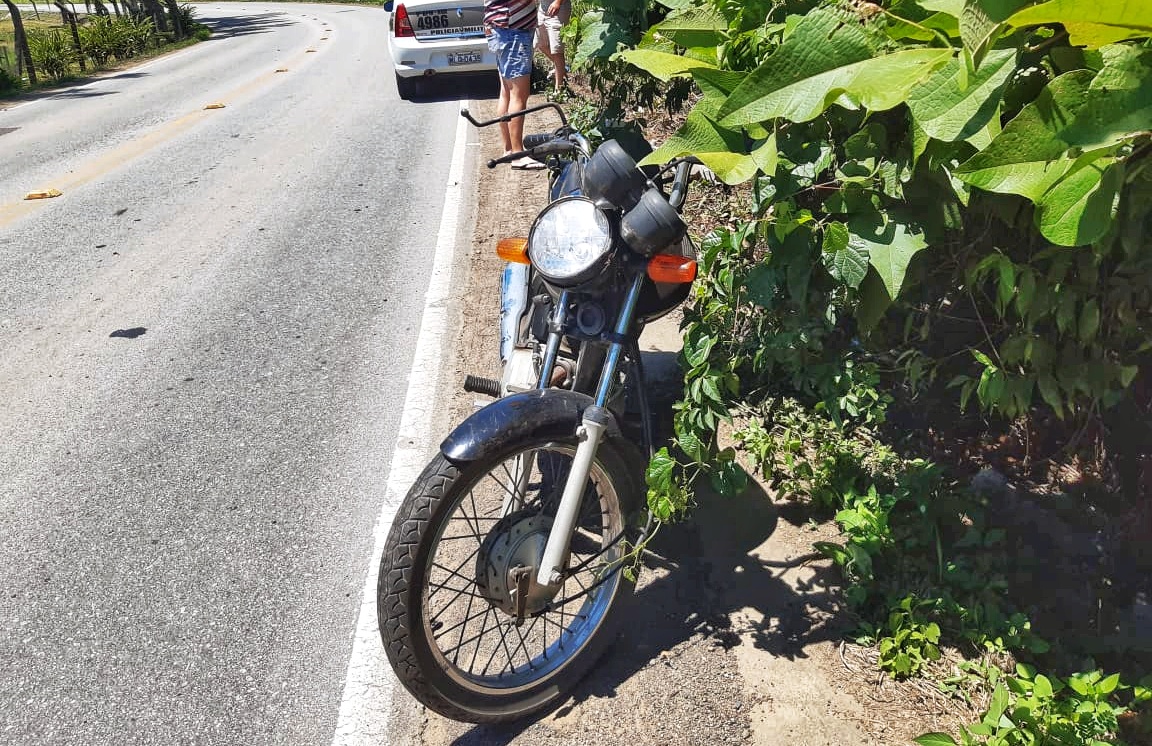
376, 102, 700, 723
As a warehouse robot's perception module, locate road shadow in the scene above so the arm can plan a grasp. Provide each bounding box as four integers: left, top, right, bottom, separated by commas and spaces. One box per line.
201, 12, 297, 39
443, 357, 854, 745
400, 73, 500, 103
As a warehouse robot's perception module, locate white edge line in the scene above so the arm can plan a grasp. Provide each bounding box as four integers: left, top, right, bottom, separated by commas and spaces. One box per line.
331, 107, 471, 745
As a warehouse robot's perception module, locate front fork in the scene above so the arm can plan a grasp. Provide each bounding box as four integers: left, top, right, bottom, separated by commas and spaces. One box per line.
535, 273, 645, 587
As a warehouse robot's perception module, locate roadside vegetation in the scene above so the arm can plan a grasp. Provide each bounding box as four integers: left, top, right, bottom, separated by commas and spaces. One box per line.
1, 1, 209, 93
562, 0, 1152, 743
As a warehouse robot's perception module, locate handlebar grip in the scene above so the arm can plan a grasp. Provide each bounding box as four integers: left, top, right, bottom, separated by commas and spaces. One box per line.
523, 133, 554, 149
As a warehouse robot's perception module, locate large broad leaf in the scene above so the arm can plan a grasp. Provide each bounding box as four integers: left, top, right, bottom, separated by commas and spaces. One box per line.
693, 68, 749, 117
1037, 156, 1122, 245
908, 48, 1017, 141
640, 108, 761, 184
574, 15, 634, 65
646, 5, 727, 49
618, 48, 717, 81
954, 70, 1094, 198
852, 220, 928, 299
1007, 0, 1152, 46
717, 8, 952, 125
955, 55, 1148, 244
918, 0, 965, 16
1060, 44, 1152, 150
959, 0, 1029, 65
822, 222, 870, 288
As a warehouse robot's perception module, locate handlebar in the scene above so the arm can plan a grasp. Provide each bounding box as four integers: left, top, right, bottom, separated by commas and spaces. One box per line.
666, 156, 702, 211
523, 133, 555, 149
485, 137, 579, 169
461, 102, 568, 129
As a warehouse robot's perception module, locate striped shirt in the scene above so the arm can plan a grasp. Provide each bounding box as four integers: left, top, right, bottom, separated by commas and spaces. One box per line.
484, 0, 536, 31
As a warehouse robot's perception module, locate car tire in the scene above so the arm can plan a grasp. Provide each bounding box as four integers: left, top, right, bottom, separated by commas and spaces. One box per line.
395, 72, 421, 100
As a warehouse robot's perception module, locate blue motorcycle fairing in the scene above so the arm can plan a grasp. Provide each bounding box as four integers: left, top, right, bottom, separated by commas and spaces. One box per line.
440, 389, 619, 463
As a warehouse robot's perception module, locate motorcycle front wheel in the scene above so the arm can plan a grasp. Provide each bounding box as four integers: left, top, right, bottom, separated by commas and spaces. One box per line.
377, 436, 640, 723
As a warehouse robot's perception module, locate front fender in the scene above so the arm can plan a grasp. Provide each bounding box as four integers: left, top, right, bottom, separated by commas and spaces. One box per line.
441, 389, 617, 463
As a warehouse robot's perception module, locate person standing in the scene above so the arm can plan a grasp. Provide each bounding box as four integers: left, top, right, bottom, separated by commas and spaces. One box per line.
535, 0, 571, 93
484, 0, 544, 169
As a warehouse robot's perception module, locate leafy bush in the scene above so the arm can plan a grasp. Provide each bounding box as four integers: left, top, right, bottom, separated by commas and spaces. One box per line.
0, 66, 18, 93
918, 667, 1152, 746
622, 1, 1151, 434
27, 28, 75, 81
79, 15, 157, 66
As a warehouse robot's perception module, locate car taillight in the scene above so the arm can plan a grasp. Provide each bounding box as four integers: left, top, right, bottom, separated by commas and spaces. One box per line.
394, 4, 415, 37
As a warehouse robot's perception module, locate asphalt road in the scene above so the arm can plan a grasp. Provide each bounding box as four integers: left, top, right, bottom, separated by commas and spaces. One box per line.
0, 5, 473, 743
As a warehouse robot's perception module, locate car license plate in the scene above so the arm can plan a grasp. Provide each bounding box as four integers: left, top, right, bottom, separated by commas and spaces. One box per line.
449, 51, 482, 65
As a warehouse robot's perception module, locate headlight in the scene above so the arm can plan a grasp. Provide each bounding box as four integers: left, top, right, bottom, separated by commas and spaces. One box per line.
528, 197, 614, 287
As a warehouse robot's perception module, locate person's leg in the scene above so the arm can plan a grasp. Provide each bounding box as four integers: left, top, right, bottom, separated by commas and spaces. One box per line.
498, 28, 534, 153
489, 30, 514, 154
496, 76, 513, 155
506, 74, 531, 152
542, 18, 566, 89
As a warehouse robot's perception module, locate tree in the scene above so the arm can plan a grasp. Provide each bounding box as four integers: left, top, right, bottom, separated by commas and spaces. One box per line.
55, 1, 87, 72
2, 0, 37, 85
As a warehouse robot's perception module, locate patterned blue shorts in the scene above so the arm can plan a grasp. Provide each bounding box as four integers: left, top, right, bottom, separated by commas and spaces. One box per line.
487, 27, 534, 80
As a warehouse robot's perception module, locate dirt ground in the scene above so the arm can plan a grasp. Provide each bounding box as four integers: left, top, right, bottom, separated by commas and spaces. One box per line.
395, 93, 962, 745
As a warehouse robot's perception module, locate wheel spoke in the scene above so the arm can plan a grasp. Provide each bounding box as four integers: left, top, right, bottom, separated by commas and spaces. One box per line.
411, 444, 627, 689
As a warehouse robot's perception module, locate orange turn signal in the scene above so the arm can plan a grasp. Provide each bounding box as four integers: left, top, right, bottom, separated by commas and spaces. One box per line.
647, 254, 697, 284
497, 237, 530, 264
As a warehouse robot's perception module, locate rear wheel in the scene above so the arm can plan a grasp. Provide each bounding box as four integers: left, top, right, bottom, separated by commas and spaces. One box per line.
377, 436, 639, 723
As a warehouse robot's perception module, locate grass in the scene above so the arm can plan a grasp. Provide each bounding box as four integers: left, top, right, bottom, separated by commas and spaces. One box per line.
2, 12, 65, 79
1, 11, 209, 98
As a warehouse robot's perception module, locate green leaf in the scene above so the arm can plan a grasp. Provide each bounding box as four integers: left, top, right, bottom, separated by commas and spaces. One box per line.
717, 8, 951, 125
751, 131, 779, 177
646, 5, 727, 49
987, 683, 1010, 721
956, 48, 1152, 208
1060, 44, 1152, 151
1006, 0, 1152, 47
618, 48, 717, 82
709, 458, 748, 497
682, 330, 714, 369
678, 427, 708, 464
908, 49, 1017, 141
1067, 675, 1092, 696
856, 269, 893, 333
1099, 672, 1121, 694
915, 733, 959, 746
960, 0, 1023, 68
1016, 269, 1035, 317
1038, 374, 1064, 417
918, 0, 965, 17
641, 107, 759, 184
852, 221, 928, 299
823, 222, 870, 288
745, 262, 779, 308
646, 447, 677, 489
1034, 674, 1054, 699
575, 16, 634, 65
954, 71, 1095, 200
1036, 156, 1121, 246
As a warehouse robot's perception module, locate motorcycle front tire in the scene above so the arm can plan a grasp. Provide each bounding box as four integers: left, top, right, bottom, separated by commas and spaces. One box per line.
377, 435, 641, 723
